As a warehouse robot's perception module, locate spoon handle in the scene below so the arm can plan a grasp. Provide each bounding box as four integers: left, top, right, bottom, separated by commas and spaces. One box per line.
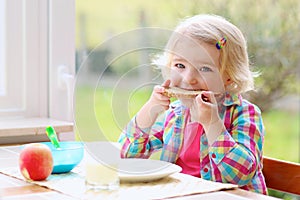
46, 126, 61, 149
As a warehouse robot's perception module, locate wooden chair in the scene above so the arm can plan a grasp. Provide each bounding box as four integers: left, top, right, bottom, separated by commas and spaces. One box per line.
262, 156, 300, 195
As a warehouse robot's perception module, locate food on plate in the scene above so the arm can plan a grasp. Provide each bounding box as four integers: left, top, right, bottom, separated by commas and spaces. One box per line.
19, 143, 53, 181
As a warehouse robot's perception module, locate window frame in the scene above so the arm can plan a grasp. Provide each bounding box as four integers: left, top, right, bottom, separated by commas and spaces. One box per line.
0, 0, 5, 97
0, 0, 75, 143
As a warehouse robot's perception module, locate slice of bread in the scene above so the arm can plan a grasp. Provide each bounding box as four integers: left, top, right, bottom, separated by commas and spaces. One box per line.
163, 87, 203, 98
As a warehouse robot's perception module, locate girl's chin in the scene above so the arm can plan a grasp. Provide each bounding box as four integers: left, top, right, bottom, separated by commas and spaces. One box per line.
179, 98, 194, 108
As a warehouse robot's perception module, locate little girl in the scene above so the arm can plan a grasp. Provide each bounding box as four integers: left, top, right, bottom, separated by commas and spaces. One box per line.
118, 14, 267, 194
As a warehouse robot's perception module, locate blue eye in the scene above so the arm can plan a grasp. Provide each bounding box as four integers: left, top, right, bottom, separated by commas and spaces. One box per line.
199, 66, 212, 72
174, 63, 185, 69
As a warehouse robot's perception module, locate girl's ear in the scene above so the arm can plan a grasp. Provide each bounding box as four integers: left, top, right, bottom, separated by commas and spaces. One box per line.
223, 76, 233, 86
226, 82, 238, 92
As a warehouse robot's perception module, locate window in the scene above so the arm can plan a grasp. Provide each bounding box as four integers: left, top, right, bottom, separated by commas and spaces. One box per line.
0, 0, 5, 97
0, 0, 75, 144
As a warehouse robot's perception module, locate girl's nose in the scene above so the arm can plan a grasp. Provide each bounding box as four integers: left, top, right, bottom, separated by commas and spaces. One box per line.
184, 68, 199, 85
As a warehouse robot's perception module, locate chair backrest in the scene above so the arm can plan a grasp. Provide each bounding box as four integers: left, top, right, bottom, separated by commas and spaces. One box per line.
262, 156, 300, 195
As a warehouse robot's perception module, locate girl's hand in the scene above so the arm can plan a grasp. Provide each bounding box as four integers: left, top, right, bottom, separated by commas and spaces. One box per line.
147, 80, 171, 115
136, 80, 171, 129
191, 91, 226, 145
191, 91, 219, 125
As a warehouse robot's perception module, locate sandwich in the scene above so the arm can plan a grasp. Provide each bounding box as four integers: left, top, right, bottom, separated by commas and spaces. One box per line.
163, 87, 222, 102
163, 87, 204, 98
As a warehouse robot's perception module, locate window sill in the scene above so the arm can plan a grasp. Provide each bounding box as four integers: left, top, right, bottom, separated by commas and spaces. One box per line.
0, 118, 74, 145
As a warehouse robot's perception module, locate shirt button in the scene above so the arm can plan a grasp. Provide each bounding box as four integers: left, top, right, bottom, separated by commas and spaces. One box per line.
212, 153, 216, 159
203, 168, 208, 173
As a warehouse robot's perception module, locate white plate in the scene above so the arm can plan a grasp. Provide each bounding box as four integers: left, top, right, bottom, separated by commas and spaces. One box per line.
118, 158, 182, 182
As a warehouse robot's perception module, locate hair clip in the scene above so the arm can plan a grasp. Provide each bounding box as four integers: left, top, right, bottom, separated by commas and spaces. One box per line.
216, 36, 227, 50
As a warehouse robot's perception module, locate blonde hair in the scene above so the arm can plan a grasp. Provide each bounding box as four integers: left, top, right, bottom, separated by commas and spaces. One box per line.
154, 14, 254, 94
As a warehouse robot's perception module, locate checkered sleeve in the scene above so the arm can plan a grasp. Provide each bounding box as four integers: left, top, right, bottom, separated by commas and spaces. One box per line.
209, 102, 265, 186
118, 114, 165, 158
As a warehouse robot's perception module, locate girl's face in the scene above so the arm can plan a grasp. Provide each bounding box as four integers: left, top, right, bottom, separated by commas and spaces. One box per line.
169, 38, 230, 94
168, 38, 231, 106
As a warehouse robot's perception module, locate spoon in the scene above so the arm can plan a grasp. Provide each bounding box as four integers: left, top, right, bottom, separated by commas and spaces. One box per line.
45, 126, 61, 149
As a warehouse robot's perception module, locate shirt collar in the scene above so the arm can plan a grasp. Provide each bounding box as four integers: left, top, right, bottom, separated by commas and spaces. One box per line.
223, 92, 242, 106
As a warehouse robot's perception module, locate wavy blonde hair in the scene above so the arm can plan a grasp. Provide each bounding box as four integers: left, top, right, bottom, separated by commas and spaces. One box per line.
154, 14, 254, 94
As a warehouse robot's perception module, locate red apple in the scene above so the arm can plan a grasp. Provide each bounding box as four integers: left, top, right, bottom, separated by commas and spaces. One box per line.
19, 143, 53, 181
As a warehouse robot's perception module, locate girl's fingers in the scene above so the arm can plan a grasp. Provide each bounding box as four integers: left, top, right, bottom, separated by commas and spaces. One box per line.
161, 79, 171, 88
196, 91, 217, 104
154, 80, 171, 94
152, 85, 170, 101
153, 85, 165, 94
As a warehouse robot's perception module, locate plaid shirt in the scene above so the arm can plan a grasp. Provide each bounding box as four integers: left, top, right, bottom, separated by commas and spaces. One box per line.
118, 93, 267, 194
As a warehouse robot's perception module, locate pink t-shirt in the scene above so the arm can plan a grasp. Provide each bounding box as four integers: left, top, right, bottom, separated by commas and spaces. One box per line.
175, 122, 203, 178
